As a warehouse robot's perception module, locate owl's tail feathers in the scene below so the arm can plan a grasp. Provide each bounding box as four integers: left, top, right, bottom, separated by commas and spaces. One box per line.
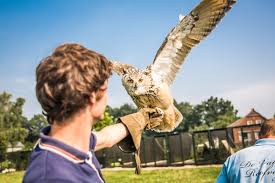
173, 106, 183, 129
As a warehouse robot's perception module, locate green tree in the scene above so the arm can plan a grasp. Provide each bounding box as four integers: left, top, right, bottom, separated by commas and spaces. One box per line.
93, 111, 113, 131
174, 100, 196, 131
108, 103, 137, 121
211, 112, 239, 128
0, 132, 8, 161
93, 103, 137, 131
190, 96, 238, 131
190, 124, 210, 131
23, 114, 48, 149
0, 92, 28, 160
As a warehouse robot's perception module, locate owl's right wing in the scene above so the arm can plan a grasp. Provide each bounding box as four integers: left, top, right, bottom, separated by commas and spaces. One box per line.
150, 0, 236, 85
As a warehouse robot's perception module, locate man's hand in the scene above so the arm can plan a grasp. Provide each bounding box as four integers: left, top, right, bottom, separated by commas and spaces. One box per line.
94, 107, 163, 152
117, 107, 164, 174
94, 107, 164, 174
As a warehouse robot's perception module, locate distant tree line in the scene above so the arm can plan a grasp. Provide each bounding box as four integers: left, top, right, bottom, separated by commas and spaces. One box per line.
0, 91, 241, 159
96, 97, 240, 132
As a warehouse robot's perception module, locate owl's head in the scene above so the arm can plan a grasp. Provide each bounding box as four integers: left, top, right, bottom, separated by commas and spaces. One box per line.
111, 61, 151, 96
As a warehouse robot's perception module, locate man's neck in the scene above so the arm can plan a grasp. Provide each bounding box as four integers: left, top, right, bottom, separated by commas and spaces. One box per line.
49, 109, 93, 153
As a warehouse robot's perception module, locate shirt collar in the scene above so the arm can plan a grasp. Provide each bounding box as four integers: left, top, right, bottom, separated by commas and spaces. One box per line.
255, 138, 275, 146
39, 126, 95, 160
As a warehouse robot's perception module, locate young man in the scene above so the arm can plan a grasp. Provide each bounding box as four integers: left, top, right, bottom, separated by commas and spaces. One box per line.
23, 43, 162, 183
216, 119, 275, 183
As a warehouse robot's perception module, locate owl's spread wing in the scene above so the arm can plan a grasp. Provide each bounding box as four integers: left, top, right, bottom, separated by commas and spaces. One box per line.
151, 0, 236, 85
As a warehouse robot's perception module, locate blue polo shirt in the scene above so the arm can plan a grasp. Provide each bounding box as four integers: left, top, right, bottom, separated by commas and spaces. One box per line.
23, 126, 104, 183
216, 138, 275, 183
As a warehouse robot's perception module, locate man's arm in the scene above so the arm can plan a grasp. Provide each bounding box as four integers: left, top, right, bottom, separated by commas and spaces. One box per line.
93, 108, 163, 152
93, 123, 129, 151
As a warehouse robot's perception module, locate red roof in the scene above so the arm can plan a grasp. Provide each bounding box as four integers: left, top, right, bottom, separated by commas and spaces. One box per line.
245, 108, 266, 119
228, 108, 267, 127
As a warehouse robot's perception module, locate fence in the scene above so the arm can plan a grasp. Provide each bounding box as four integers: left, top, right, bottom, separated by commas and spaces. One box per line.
192, 124, 261, 165
95, 124, 262, 168
0, 124, 262, 172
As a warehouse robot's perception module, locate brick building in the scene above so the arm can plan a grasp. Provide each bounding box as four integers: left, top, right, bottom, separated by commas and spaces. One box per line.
228, 108, 267, 145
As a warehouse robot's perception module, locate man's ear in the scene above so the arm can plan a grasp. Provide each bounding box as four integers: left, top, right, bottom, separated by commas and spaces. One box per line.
89, 92, 96, 105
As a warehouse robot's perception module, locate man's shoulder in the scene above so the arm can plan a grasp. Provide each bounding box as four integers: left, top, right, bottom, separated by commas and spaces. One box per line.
28, 146, 73, 165
218, 140, 275, 183
227, 146, 254, 159
233, 143, 275, 157
233, 145, 256, 156
23, 148, 48, 182
24, 148, 79, 183
225, 143, 275, 167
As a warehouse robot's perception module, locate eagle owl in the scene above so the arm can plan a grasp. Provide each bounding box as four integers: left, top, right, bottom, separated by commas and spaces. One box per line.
112, 0, 236, 132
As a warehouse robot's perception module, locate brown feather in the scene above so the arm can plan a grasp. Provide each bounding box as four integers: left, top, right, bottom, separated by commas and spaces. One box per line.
151, 0, 236, 85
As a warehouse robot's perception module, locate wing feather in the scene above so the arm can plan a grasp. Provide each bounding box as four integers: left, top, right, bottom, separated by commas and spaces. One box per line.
151, 0, 236, 85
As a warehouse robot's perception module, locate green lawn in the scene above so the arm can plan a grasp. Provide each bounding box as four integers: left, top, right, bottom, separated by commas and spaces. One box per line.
0, 167, 221, 183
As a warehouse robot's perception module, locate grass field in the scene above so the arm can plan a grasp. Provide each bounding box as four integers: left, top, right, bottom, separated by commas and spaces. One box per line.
0, 166, 221, 183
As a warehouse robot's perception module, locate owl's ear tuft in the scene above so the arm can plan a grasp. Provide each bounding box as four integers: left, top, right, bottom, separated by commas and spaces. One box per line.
111, 61, 133, 76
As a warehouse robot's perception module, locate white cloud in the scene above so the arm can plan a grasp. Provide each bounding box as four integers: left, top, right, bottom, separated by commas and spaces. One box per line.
217, 80, 275, 118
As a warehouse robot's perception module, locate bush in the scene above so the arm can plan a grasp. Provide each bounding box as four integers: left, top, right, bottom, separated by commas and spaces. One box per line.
0, 160, 12, 171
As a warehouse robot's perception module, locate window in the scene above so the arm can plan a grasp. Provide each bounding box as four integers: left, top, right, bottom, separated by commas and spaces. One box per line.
243, 132, 248, 139
239, 131, 248, 142
247, 132, 252, 142
238, 131, 242, 142
256, 119, 262, 124
247, 120, 253, 125
255, 131, 260, 139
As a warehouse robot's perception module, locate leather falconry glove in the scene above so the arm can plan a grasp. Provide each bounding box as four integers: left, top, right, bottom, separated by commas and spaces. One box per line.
117, 107, 164, 174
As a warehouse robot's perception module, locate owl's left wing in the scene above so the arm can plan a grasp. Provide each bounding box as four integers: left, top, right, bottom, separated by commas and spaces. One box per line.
151, 0, 236, 85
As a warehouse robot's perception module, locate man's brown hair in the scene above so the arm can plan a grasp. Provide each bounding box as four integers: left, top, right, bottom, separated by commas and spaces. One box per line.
36, 43, 112, 124
259, 119, 275, 138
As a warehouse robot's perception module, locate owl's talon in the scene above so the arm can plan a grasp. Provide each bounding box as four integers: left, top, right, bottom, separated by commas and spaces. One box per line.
148, 108, 163, 120
146, 107, 164, 129
154, 107, 164, 118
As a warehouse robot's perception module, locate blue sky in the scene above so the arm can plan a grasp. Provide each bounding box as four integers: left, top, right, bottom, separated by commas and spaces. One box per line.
0, 0, 275, 119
